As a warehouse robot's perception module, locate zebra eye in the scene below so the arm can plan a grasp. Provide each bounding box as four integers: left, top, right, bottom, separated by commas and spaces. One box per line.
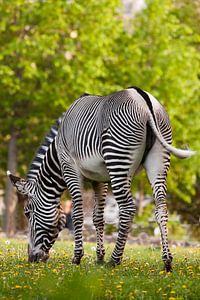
24, 210, 30, 218
24, 206, 31, 218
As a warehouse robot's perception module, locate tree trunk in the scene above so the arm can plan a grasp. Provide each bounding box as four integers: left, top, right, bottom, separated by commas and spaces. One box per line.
4, 130, 17, 237
138, 179, 144, 216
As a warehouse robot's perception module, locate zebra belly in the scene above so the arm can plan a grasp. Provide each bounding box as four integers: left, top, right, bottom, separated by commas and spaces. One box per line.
79, 142, 145, 182
79, 155, 110, 182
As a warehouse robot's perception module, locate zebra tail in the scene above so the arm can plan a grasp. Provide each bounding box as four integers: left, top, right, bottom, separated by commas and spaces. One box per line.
148, 113, 196, 159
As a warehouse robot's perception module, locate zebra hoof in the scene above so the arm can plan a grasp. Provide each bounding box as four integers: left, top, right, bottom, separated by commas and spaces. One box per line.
164, 260, 173, 273
106, 259, 121, 268
96, 259, 105, 265
72, 257, 81, 265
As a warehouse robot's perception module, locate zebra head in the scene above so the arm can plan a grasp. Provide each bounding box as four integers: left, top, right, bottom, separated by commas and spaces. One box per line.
7, 171, 66, 262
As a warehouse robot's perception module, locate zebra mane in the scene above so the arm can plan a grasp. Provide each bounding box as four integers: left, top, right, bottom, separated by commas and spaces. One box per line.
27, 115, 63, 181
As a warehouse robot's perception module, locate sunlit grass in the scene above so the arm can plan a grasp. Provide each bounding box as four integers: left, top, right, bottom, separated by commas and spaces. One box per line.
0, 239, 200, 299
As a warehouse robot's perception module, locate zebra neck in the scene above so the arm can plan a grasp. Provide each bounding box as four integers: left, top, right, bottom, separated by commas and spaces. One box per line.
35, 139, 66, 202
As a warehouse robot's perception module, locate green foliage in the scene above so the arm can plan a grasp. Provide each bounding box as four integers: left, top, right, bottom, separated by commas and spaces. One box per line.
0, 0, 122, 181
135, 203, 154, 227
111, 0, 200, 205
0, 240, 200, 299
118, 0, 200, 219
105, 223, 118, 235
0, 0, 200, 216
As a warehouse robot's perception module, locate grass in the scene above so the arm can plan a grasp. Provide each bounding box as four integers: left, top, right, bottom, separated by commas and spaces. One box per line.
0, 239, 200, 300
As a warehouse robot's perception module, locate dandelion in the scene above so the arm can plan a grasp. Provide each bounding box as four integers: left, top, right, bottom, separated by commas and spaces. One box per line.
105, 289, 112, 297
64, 51, 73, 61
30, 62, 36, 69
70, 30, 78, 39
14, 285, 22, 289
23, 285, 29, 289
116, 285, 122, 289
150, 269, 155, 272
159, 270, 165, 275
187, 265, 193, 269
182, 285, 187, 289
162, 294, 167, 298
129, 291, 135, 299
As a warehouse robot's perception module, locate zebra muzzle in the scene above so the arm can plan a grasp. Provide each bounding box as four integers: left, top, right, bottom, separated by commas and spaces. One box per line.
28, 250, 49, 263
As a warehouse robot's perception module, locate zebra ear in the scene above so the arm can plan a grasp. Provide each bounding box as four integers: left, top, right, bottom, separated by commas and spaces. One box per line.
7, 171, 33, 196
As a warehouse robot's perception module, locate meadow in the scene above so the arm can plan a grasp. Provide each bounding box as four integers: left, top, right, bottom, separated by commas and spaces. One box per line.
0, 239, 199, 300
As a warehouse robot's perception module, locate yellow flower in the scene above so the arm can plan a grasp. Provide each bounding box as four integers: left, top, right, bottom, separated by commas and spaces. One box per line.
187, 265, 193, 269
159, 270, 165, 275
182, 285, 187, 289
116, 285, 122, 289
162, 294, 167, 298
52, 269, 58, 273
169, 298, 176, 300
105, 289, 112, 296
129, 292, 135, 299
15, 285, 22, 289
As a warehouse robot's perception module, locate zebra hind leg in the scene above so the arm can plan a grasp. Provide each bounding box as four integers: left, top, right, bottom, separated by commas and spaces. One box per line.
144, 141, 173, 272
109, 177, 136, 265
92, 182, 108, 264
62, 163, 84, 265
154, 186, 173, 272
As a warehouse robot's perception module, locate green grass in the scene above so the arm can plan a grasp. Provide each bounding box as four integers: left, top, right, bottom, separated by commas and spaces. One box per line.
0, 240, 200, 300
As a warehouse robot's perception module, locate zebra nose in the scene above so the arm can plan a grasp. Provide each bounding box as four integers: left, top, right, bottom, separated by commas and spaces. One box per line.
28, 251, 49, 263
28, 253, 36, 263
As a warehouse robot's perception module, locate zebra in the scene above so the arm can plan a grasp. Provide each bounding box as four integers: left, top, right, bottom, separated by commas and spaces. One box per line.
8, 87, 194, 271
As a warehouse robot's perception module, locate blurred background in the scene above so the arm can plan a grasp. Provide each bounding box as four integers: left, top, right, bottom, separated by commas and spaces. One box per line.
0, 0, 199, 243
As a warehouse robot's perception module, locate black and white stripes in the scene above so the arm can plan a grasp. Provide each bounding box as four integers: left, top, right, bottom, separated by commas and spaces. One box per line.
55, 87, 193, 271
8, 87, 194, 270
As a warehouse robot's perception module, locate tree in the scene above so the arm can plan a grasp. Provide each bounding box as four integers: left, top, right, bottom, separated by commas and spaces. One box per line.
107, 0, 200, 207
0, 0, 123, 235
1, 0, 199, 233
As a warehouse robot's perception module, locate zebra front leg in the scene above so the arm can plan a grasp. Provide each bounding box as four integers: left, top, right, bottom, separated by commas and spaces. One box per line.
110, 177, 136, 265
71, 196, 84, 265
92, 182, 108, 264
63, 164, 84, 265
